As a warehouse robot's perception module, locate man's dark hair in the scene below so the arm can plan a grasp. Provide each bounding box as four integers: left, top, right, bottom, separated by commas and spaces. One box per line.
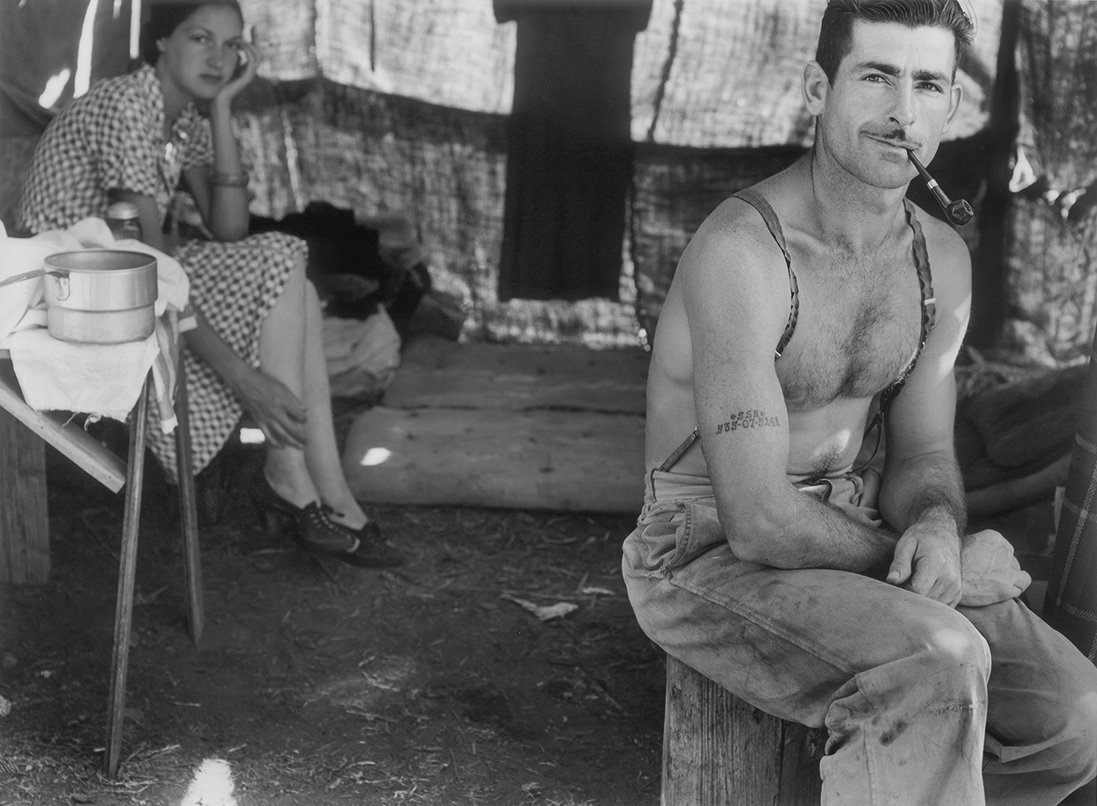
815, 0, 974, 83
139, 1, 244, 66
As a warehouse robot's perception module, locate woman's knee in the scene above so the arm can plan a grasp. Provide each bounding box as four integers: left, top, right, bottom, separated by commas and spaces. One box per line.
269, 252, 308, 309
304, 276, 321, 307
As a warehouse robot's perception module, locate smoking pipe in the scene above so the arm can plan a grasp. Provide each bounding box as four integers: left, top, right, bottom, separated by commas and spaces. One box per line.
907, 149, 973, 226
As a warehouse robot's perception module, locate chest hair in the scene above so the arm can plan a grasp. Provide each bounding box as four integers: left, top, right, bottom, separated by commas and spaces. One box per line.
778, 251, 922, 410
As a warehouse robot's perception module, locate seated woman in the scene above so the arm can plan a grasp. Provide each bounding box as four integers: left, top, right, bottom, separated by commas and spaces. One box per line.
17, 0, 403, 568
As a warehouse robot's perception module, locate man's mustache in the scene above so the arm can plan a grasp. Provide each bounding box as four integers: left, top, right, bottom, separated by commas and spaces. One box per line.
865, 128, 921, 149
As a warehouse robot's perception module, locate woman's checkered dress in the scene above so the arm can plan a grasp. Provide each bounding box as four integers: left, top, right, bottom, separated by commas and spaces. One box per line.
18, 65, 306, 483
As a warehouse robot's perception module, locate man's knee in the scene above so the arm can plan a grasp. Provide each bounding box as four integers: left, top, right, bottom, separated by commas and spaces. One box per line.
901, 608, 991, 698
1054, 688, 1097, 785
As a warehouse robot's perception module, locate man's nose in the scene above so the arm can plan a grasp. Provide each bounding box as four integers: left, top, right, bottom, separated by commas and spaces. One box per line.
888, 86, 916, 128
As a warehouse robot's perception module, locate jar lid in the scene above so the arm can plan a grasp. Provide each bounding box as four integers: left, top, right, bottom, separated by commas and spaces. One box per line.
106, 201, 139, 219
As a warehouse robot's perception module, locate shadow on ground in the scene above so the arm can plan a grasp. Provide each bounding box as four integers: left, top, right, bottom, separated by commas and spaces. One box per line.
0, 435, 664, 806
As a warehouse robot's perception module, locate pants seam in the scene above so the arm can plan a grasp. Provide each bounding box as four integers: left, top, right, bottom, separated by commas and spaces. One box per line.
666, 571, 859, 678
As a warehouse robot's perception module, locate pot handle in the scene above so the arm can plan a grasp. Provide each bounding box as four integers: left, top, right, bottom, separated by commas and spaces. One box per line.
0, 268, 47, 290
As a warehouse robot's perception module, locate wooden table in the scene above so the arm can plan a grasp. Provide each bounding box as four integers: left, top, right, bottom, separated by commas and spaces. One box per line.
0, 347, 202, 778
0, 353, 126, 584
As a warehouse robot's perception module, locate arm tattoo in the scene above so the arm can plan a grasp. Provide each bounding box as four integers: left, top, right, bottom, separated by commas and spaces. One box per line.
714, 409, 780, 436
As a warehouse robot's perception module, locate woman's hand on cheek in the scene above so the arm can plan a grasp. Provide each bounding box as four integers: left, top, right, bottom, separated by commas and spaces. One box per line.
218, 41, 260, 104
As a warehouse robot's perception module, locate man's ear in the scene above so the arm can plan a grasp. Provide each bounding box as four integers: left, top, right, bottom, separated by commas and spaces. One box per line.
943, 81, 963, 134
802, 61, 828, 116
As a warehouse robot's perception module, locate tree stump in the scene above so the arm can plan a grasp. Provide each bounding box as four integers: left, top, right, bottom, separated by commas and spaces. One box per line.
662, 655, 824, 806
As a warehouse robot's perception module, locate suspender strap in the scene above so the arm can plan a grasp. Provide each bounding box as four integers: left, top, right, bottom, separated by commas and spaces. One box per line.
657, 428, 700, 473
733, 188, 799, 358
878, 199, 937, 414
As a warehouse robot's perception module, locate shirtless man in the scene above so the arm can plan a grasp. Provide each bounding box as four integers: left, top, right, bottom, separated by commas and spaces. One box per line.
622, 1, 1097, 803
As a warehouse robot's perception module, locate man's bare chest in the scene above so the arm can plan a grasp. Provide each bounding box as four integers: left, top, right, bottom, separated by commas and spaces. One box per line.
777, 252, 923, 410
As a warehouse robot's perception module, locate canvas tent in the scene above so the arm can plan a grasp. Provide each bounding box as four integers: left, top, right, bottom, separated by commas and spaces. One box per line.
2, 0, 1096, 658
4, 0, 1094, 362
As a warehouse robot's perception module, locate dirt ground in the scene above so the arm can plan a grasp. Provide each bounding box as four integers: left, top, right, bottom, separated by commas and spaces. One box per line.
0, 428, 664, 806
2, 401, 1088, 806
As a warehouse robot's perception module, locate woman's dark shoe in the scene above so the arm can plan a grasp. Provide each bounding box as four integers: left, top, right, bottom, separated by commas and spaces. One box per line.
253, 477, 360, 555
322, 507, 406, 568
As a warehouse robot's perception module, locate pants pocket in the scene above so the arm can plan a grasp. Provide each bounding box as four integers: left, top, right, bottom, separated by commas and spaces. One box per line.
664, 498, 724, 572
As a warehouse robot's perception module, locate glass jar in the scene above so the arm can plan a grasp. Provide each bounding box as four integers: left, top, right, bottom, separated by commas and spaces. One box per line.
106, 201, 142, 242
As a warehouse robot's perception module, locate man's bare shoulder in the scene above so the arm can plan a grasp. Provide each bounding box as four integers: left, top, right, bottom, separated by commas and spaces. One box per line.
676, 191, 789, 289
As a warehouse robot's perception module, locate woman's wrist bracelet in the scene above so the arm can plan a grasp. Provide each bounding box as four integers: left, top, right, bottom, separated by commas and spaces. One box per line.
210, 170, 249, 187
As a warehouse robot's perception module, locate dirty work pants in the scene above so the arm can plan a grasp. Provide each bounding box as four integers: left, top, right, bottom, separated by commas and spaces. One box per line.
622, 470, 1097, 806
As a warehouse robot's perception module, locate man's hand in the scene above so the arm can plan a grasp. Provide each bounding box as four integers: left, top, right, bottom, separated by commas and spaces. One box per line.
958, 529, 1031, 607
234, 366, 307, 450
887, 520, 963, 606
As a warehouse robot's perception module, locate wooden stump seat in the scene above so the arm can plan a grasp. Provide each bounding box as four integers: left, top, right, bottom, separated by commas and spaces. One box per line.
663, 655, 825, 806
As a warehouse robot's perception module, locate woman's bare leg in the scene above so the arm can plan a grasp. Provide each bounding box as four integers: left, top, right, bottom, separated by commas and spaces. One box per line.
299, 280, 370, 529
257, 256, 320, 507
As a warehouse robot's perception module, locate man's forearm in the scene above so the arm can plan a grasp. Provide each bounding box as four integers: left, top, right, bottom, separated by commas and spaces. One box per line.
726, 489, 899, 576
880, 453, 967, 537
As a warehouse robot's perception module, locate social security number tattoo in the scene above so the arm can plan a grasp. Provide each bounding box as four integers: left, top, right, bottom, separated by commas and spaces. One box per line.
715, 409, 780, 435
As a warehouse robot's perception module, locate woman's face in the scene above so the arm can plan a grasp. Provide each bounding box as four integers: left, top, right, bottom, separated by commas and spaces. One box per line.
156, 4, 244, 104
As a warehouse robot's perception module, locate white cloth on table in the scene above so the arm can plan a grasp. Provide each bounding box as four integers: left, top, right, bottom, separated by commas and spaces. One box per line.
0, 218, 191, 428
7, 328, 160, 423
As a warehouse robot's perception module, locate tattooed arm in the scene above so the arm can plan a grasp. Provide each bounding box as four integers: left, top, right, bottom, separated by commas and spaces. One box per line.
680, 197, 897, 574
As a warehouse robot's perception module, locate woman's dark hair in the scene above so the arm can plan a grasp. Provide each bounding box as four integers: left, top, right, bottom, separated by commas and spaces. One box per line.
814, 0, 974, 83
139, 1, 244, 66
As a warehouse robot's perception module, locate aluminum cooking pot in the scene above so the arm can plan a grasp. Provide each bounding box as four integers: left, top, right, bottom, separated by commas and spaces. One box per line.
42, 250, 158, 344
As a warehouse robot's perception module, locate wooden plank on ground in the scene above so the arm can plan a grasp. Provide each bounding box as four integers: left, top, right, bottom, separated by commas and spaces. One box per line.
0, 408, 50, 584
385, 335, 649, 413
343, 405, 644, 513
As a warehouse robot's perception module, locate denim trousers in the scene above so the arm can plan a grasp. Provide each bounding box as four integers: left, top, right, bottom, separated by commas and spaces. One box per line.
622, 470, 1097, 805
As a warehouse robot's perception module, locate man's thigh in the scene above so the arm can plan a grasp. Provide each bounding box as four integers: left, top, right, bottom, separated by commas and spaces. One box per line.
623, 500, 979, 727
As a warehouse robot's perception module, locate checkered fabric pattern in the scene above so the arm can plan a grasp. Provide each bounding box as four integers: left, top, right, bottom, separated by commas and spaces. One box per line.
18, 66, 211, 233
1044, 343, 1097, 664
17, 65, 303, 482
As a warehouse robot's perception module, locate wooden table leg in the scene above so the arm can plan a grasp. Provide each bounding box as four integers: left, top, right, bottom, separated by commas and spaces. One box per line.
103, 379, 149, 778
174, 359, 203, 645
0, 408, 50, 584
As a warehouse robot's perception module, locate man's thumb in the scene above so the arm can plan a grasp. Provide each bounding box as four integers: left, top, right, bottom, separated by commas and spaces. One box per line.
887, 542, 913, 585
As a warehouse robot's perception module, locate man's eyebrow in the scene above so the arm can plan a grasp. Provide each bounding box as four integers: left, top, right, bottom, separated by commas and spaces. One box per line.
853, 60, 901, 76
853, 60, 950, 83
913, 68, 950, 83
